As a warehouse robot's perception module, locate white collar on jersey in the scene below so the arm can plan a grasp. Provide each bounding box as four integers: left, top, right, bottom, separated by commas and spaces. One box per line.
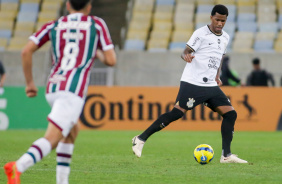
207, 25, 223, 36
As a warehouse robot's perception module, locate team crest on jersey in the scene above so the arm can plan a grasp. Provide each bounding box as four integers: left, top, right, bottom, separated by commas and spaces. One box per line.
187, 98, 195, 108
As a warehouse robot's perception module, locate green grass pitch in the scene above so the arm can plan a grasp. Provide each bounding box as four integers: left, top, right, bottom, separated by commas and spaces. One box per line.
1, 130, 282, 184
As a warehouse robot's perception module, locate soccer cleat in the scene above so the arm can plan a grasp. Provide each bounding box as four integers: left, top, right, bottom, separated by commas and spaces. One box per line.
132, 136, 145, 158
220, 154, 248, 163
4, 162, 21, 184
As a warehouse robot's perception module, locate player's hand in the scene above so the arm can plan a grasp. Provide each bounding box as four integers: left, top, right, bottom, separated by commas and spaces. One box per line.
25, 83, 38, 97
181, 53, 195, 63
215, 77, 222, 86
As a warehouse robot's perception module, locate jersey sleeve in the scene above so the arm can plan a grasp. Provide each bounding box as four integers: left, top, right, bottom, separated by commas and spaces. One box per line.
186, 29, 202, 52
94, 17, 114, 51
223, 32, 230, 54
29, 21, 55, 48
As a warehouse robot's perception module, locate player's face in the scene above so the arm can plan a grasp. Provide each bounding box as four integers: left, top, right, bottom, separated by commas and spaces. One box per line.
210, 13, 227, 34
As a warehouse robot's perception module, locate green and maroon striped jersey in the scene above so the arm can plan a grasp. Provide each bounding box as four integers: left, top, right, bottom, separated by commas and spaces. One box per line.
30, 13, 114, 98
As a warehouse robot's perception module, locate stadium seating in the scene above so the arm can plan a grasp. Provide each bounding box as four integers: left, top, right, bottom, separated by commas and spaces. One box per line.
124, 40, 145, 51
0, 0, 63, 51
1, 0, 19, 3
0, 21, 14, 31
147, 39, 169, 52
171, 31, 192, 42
237, 22, 258, 32
225, 5, 236, 22
20, 3, 39, 12
197, 5, 214, 13
232, 32, 254, 53
0, 30, 12, 41
216, 0, 236, 5
123, 0, 282, 52
274, 40, 282, 52
38, 11, 59, 23
258, 22, 279, 33
197, 0, 214, 5
254, 40, 274, 52
169, 42, 186, 52
156, 0, 175, 5
17, 12, 38, 23
224, 22, 236, 40
7, 36, 27, 51
125, 0, 154, 50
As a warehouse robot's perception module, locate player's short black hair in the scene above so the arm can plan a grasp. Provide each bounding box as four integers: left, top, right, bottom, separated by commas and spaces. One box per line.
69, 0, 91, 11
211, 4, 228, 17
252, 58, 260, 65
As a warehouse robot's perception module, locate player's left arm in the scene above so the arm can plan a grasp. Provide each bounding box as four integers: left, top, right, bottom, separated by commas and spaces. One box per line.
215, 56, 224, 86
96, 49, 116, 67
21, 40, 39, 97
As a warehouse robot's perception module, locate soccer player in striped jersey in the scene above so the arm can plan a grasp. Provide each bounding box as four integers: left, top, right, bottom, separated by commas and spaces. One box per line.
4, 0, 116, 183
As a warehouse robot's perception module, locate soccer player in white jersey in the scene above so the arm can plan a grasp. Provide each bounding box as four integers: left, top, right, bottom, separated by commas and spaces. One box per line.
132, 4, 248, 164
4, 0, 116, 183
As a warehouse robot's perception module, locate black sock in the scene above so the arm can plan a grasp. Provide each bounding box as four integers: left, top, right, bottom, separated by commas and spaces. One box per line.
139, 108, 184, 141
221, 110, 237, 157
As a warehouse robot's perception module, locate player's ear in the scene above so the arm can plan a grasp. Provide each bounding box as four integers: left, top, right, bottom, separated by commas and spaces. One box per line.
86, 3, 92, 14
66, 1, 71, 12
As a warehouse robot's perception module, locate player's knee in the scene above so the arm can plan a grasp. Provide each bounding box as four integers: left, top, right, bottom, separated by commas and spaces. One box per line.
222, 110, 237, 124
160, 108, 184, 126
223, 110, 237, 119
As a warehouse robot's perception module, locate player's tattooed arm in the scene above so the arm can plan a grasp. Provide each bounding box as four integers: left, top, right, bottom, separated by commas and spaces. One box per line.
181, 45, 195, 63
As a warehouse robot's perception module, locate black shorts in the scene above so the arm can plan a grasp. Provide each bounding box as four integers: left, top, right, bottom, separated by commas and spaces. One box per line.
175, 81, 232, 111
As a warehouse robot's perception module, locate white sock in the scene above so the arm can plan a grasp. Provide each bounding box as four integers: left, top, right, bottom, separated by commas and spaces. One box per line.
16, 138, 51, 173
56, 142, 74, 184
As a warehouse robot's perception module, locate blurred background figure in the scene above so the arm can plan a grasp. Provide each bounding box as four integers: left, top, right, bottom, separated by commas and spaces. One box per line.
0, 60, 6, 95
246, 58, 275, 86
220, 55, 241, 86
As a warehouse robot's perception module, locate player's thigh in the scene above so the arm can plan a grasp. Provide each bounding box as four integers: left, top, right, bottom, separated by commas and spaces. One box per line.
46, 92, 84, 137
175, 81, 208, 110
204, 87, 232, 115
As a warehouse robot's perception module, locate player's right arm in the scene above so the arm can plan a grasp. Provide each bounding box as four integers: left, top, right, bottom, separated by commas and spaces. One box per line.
181, 45, 195, 63
181, 29, 202, 63
21, 40, 39, 97
23, 21, 54, 97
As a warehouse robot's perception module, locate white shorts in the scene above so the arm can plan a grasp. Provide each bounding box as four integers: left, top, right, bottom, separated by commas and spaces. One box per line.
45, 91, 85, 137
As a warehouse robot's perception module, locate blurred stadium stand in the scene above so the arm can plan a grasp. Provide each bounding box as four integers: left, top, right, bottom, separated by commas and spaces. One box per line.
0, 0, 281, 87
0, 0, 64, 51
91, 0, 128, 49
123, 0, 282, 53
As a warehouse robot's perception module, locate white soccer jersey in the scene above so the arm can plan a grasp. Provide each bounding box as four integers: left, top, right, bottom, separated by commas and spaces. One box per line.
181, 25, 229, 86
